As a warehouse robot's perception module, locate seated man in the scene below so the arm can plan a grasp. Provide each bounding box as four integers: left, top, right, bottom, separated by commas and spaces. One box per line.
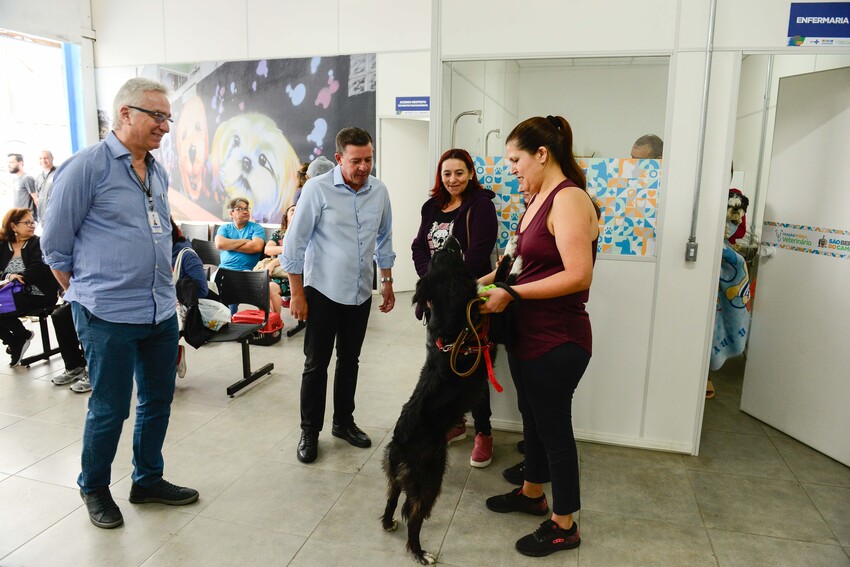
630, 134, 663, 159
215, 197, 281, 314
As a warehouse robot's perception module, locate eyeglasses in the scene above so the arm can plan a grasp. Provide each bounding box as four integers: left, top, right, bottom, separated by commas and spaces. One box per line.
127, 105, 173, 125
231, 207, 250, 213
16, 221, 37, 227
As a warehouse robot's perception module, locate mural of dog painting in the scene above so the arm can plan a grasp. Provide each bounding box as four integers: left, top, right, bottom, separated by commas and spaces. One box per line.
210, 113, 300, 223
175, 96, 210, 203
382, 236, 489, 565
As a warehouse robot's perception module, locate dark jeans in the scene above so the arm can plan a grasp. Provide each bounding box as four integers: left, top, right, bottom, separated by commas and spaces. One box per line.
51, 302, 87, 370
300, 287, 371, 432
72, 302, 179, 492
508, 342, 590, 516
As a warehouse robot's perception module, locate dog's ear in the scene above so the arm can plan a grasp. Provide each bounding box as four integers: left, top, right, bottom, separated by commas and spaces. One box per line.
740, 194, 749, 212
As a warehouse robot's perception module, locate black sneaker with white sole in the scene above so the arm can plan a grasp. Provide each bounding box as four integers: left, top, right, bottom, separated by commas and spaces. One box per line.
9, 331, 34, 366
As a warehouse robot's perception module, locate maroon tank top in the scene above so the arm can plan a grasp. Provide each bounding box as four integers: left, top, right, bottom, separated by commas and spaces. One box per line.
513, 180, 597, 360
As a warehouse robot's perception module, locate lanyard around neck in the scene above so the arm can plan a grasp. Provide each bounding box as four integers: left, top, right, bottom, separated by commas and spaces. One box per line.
130, 161, 154, 212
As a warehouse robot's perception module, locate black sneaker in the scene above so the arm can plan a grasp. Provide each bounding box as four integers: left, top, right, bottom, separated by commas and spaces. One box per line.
129, 479, 199, 505
502, 460, 525, 486
80, 486, 123, 529
516, 519, 580, 556
9, 330, 34, 366
485, 487, 549, 516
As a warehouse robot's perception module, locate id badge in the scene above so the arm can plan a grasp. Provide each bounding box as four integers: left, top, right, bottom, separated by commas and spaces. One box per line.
148, 211, 163, 233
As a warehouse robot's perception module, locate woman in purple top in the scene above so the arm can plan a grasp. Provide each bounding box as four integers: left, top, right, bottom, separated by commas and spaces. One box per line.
411, 148, 498, 468
479, 116, 600, 558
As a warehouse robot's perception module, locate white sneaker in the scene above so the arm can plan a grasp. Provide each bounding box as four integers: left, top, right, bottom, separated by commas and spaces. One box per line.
176, 345, 187, 379
70, 373, 91, 393
53, 366, 86, 386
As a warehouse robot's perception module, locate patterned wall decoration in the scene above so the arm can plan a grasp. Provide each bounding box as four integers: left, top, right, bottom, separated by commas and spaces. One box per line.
475, 156, 661, 257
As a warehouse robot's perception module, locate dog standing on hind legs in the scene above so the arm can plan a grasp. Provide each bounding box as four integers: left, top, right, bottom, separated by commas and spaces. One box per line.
382, 236, 489, 564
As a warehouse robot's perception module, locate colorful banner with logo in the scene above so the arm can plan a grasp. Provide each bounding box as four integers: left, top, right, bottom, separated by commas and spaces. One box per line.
787, 2, 850, 46
761, 221, 850, 260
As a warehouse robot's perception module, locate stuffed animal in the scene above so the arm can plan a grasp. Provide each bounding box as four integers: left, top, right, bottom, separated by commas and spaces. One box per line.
725, 188, 749, 245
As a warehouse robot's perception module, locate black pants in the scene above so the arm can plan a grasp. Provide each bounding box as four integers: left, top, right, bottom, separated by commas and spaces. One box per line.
471, 385, 492, 435
508, 342, 590, 516
51, 302, 87, 370
300, 287, 371, 432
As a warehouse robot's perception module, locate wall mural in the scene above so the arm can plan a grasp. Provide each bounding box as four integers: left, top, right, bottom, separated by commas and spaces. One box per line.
475, 156, 661, 257
95, 54, 377, 223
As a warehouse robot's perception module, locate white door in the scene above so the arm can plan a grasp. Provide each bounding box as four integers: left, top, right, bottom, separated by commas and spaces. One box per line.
741, 66, 850, 466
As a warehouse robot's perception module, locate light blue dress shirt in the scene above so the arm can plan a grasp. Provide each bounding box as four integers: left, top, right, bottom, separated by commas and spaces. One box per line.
216, 221, 265, 271
41, 132, 176, 325
282, 166, 395, 306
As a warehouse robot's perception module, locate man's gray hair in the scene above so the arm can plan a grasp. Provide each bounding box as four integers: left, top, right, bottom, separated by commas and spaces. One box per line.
112, 78, 169, 130
632, 134, 663, 159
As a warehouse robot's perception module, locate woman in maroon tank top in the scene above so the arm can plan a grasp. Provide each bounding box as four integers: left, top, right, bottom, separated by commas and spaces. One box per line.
479, 115, 600, 558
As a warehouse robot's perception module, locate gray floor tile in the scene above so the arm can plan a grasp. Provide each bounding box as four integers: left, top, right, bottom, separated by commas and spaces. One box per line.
689, 470, 836, 544
288, 537, 416, 567
773, 436, 850, 488
688, 429, 794, 480
140, 515, 305, 567
709, 528, 850, 567
0, 419, 81, 474
17, 439, 132, 490
580, 443, 703, 527
28, 392, 90, 428
1, 502, 194, 567
199, 458, 354, 537
701, 391, 764, 436
576, 509, 717, 567
0, 476, 82, 558
0, 412, 21, 429
803, 483, 850, 547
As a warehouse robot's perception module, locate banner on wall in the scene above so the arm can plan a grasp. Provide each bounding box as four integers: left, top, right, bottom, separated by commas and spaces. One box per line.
95, 55, 377, 223
476, 156, 660, 257
787, 2, 850, 46
761, 221, 850, 260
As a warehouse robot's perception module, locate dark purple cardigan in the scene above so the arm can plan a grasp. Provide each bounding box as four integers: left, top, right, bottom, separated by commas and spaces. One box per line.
411, 188, 498, 279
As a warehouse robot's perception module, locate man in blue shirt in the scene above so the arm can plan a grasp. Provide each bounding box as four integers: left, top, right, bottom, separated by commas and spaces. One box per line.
283, 127, 396, 463
41, 77, 198, 530
215, 197, 266, 271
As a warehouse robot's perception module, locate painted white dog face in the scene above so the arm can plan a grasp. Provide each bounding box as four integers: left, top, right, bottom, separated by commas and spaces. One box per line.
210, 113, 299, 223
175, 96, 209, 201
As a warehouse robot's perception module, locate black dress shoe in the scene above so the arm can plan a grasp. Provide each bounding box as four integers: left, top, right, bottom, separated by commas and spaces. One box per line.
80, 486, 123, 529
331, 422, 371, 448
297, 430, 319, 463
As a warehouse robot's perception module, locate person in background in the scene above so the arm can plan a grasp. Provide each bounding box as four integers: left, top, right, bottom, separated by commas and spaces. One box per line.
479, 115, 599, 558
41, 77, 198, 530
630, 134, 663, 159
35, 151, 57, 225
0, 208, 59, 365
292, 162, 309, 206
215, 196, 281, 314
294, 155, 335, 206
7, 153, 38, 221
264, 204, 296, 299
283, 127, 396, 464
411, 148, 498, 468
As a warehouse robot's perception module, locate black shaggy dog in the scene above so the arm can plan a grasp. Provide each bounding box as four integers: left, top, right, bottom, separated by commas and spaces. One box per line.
382, 236, 488, 565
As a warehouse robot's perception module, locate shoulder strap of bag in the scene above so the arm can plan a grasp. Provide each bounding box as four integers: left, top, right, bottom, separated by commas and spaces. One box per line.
173, 247, 192, 284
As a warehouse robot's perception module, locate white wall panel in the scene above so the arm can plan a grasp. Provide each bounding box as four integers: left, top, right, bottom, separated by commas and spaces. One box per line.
0, 0, 88, 44
441, 0, 678, 59
339, 0, 431, 55
376, 51, 432, 117
91, 0, 165, 66
163, 0, 248, 64
247, 0, 340, 59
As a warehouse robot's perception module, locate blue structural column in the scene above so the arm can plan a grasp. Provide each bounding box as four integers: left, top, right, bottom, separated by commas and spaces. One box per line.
62, 42, 85, 153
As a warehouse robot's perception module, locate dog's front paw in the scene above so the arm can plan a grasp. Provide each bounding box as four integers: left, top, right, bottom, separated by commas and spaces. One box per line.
415, 551, 436, 565
383, 519, 399, 532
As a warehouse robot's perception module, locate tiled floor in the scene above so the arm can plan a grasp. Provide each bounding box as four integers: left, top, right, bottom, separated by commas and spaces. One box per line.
0, 295, 848, 566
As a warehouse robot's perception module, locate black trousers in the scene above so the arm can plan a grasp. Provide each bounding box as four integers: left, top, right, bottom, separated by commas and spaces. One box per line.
51, 302, 87, 370
508, 342, 590, 516
300, 287, 372, 432
0, 293, 55, 345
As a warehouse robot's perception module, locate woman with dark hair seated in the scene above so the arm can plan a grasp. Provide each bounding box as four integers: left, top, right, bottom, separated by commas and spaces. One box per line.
0, 208, 60, 366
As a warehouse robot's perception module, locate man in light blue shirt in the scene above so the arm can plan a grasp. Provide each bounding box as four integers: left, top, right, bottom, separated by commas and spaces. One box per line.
41, 77, 198, 530
283, 127, 395, 463
215, 197, 266, 271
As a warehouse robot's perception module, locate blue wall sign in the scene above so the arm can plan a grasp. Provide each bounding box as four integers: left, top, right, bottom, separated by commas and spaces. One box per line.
788, 2, 850, 46
395, 96, 430, 114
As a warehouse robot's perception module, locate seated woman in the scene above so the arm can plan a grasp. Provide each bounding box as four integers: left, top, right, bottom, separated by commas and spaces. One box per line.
0, 208, 61, 366
263, 204, 296, 301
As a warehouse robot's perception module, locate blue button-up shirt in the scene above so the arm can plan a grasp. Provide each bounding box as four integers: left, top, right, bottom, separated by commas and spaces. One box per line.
282, 166, 395, 306
41, 132, 176, 324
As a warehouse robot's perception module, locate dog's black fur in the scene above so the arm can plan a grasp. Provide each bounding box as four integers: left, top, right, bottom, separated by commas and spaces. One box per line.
382, 236, 488, 565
